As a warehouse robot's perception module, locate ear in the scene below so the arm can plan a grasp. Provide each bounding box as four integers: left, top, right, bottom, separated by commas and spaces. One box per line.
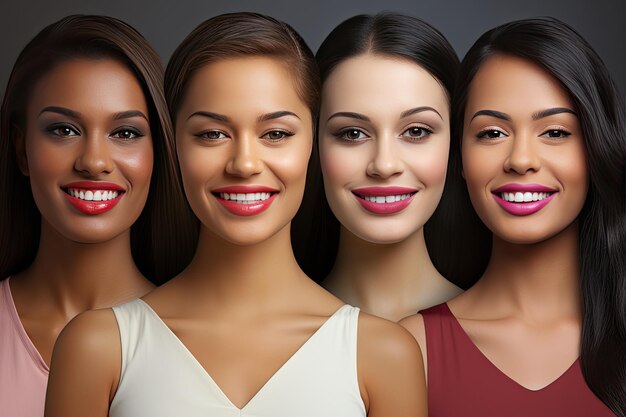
12, 125, 29, 176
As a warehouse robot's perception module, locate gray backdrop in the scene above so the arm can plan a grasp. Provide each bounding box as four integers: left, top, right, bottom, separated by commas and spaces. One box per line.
2, 0, 625, 101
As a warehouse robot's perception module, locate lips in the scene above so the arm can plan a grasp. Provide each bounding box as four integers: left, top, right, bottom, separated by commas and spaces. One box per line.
212, 185, 278, 216
351, 186, 417, 215
492, 183, 558, 216
61, 181, 125, 215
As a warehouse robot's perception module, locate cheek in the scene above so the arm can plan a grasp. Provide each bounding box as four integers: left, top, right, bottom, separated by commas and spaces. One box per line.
405, 140, 449, 188
269, 138, 312, 192
319, 139, 362, 191
114, 141, 154, 187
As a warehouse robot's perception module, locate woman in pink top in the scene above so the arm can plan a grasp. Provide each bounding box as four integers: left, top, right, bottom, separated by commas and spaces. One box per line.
401, 18, 625, 416
0, 15, 194, 416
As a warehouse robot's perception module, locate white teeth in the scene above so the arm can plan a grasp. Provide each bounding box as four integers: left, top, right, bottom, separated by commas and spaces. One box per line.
67, 188, 120, 201
361, 193, 414, 203
219, 192, 272, 204
499, 191, 553, 202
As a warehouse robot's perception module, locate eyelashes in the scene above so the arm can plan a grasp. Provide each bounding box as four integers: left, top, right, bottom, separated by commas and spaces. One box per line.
45, 123, 145, 140
331, 125, 434, 143
475, 127, 572, 141
193, 129, 295, 143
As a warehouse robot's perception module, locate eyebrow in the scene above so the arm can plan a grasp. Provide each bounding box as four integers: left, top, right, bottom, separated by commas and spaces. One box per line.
326, 112, 370, 122
113, 110, 149, 121
471, 109, 511, 121
258, 111, 300, 122
400, 106, 443, 120
532, 107, 577, 120
187, 111, 230, 122
38, 106, 82, 119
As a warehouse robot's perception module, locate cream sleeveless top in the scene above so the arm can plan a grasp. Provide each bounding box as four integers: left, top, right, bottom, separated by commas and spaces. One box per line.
110, 299, 366, 417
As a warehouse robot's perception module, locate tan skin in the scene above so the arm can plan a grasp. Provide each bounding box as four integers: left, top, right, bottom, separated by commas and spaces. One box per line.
45, 57, 427, 416
10, 58, 155, 367
401, 55, 587, 390
320, 55, 462, 322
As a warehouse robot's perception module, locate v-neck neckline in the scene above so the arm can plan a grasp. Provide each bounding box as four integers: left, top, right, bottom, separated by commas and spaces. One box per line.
4, 278, 50, 374
138, 299, 349, 411
442, 302, 580, 392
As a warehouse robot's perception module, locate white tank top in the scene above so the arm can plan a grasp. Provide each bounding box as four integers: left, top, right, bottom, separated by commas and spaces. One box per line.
110, 299, 366, 417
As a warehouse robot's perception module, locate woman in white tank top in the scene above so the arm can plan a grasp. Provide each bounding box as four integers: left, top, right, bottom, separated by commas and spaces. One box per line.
45, 12, 427, 417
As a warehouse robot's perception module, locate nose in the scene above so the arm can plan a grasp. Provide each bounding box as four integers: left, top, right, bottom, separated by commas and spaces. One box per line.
366, 135, 403, 179
225, 135, 263, 178
74, 134, 114, 176
503, 134, 541, 175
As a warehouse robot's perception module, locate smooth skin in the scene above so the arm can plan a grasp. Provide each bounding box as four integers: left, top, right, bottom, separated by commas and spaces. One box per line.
46, 57, 427, 417
10, 58, 154, 368
321, 55, 461, 322
401, 55, 586, 390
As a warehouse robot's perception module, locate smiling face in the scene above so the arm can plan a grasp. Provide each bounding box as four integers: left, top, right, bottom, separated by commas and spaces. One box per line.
20, 58, 154, 243
319, 54, 450, 244
175, 56, 313, 246
462, 54, 588, 244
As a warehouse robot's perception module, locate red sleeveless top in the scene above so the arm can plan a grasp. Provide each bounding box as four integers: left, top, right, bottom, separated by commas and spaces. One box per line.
421, 303, 615, 417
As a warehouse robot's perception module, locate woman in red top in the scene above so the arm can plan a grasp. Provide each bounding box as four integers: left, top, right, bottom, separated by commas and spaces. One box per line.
402, 18, 625, 417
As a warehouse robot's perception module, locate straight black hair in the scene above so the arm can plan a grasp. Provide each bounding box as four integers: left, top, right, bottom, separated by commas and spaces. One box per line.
293, 12, 469, 286
452, 17, 626, 415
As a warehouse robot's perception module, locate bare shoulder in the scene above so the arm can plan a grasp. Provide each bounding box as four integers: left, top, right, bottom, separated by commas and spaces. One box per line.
358, 312, 422, 359
357, 313, 427, 417
45, 309, 121, 417
399, 313, 426, 349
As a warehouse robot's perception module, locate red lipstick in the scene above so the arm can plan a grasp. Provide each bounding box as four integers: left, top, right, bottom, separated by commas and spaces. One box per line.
62, 181, 125, 215
212, 185, 278, 216
351, 186, 417, 215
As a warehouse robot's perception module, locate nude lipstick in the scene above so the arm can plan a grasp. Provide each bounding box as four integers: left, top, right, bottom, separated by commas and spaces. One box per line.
351, 186, 417, 215
212, 185, 278, 216
492, 183, 557, 216
62, 181, 124, 215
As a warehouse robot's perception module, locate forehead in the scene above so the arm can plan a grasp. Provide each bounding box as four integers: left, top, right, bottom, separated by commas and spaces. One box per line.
27, 58, 147, 116
321, 54, 449, 116
181, 56, 308, 114
466, 54, 574, 116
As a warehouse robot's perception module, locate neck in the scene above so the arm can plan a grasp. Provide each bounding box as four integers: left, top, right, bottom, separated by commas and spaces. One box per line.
182, 223, 308, 307
18, 219, 151, 315
476, 221, 582, 320
325, 226, 454, 319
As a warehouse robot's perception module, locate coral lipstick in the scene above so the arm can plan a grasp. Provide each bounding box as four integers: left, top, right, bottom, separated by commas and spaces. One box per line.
492, 183, 557, 216
62, 181, 124, 215
351, 186, 417, 215
212, 185, 278, 216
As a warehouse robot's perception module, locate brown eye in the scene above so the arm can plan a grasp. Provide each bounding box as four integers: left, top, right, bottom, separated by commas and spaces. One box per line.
196, 130, 228, 140
477, 129, 507, 140
335, 128, 368, 142
111, 128, 142, 140
542, 129, 571, 139
47, 124, 80, 137
262, 130, 293, 141
401, 126, 432, 140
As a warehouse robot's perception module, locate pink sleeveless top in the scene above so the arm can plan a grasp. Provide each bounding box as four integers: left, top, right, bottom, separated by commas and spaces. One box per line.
0, 278, 49, 417
421, 303, 615, 417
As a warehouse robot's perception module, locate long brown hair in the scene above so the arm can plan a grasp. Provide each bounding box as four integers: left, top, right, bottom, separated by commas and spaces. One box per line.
0, 15, 196, 283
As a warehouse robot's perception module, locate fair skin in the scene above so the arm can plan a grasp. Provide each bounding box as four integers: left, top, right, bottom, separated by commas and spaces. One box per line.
9, 58, 155, 367
401, 54, 587, 390
320, 54, 462, 322
45, 56, 427, 417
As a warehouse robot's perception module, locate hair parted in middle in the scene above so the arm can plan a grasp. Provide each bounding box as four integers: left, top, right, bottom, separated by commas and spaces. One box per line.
292, 12, 467, 286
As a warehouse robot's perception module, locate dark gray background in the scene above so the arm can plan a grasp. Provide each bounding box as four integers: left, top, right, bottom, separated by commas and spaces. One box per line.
2, 0, 625, 101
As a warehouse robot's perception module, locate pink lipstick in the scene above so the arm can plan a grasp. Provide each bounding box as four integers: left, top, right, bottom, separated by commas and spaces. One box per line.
492, 183, 557, 216
62, 181, 124, 215
212, 185, 278, 216
351, 186, 417, 215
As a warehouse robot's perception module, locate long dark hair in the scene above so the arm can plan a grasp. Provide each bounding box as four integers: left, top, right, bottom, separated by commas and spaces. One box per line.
165, 12, 321, 251
0, 15, 196, 283
452, 17, 626, 415
293, 12, 468, 286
